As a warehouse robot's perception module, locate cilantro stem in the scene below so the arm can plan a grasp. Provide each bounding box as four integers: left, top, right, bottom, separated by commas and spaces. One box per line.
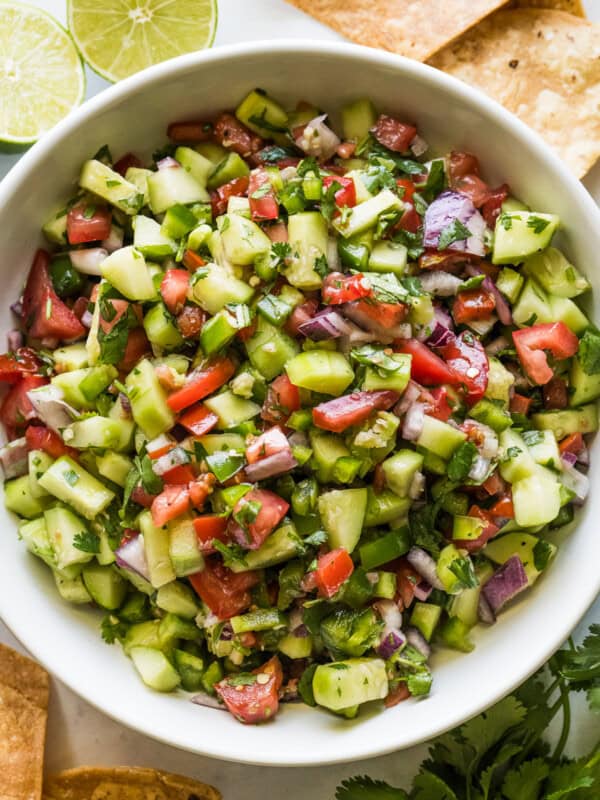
551, 677, 571, 763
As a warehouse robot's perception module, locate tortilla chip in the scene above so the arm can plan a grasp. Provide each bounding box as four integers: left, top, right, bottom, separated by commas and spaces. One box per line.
0, 642, 50, 709
512, 0, 585, 17
428, 9, 600, 177
285, 0, 510, 62
43, 767, 222, 800
0, 683, 47, 800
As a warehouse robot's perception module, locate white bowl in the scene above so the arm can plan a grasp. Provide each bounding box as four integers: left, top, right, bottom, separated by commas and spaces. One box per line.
0, 41, 599, 766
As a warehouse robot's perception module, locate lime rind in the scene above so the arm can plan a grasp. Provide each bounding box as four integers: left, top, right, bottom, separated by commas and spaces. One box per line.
67, 0, 218, 85
0, 1, 86, 145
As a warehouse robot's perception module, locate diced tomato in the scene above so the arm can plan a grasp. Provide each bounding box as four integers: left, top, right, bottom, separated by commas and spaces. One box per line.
210, 175, 250, 217
489, 494, 515, 520
384, 683, 411, 708
182, 249, 207, 271
393, 203, 421, 234
322, 175, 357, 208
336, 141, 356, 159
426, 386, 453, 422
314, 548, 354, 598
312, 390, 399, 433
67, 203, 112, 245
22, 250, 85, 341
482, 470, 506, 496
25, 425, 76, 459
178, 403, 219, 437
237, 320, 257, 343
160, 269, 190, 315
112, 152, 142, 176
418, 250, 480, 273
213, 113, 263, 158
449, 151, 481, 182
0, 348, 41, 384
98, 298, 141, 335
513, 322, 578, 386
167, 357, 236, 412
452, 174, 491, 208
193, 514, 228, 553
246, 426, 290, 463
228, 488, 289, 550
147, 436, 174, 460
176, 305, 205, 338
371, 114, 417, 153
162, 464, 196, 485
215, 655, 282, 724
284, 298, 319, 337
322, 272, 372, 305
167, 119, 213, 142
190, 558, 260, 619
264, 221, 288, 243
542, 376, 568, 410
248, 169, 279, 221
72, 296, 90, 321
130, 485, 157, 508
396, 178, 416, 203
151, 484, 191, 526
559, 432, 584, 455
394, 339, 458, 386
261, 374, 301, 424
452, 505, 499, 552
452, 288, 496, 324
439, 331, 489, 405
481, 184, 509, 228
509, 392, 532, 415
0, 375, 46, 436
189, 473, 217, 509
395, 559, 421, 610
117, 328, 150, 373
353, 299, 408, 329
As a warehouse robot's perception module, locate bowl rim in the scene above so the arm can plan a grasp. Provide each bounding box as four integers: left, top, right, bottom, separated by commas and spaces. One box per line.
1, 38, 599, 766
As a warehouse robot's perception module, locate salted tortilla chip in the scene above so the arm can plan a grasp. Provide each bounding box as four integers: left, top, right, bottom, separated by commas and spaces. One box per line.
0, 642, 50, 709
512, 0, 585, 17
285, 0, 510, 62
428, 9, 600, 177
43, 767, 222, 800
0, 683, 47, 800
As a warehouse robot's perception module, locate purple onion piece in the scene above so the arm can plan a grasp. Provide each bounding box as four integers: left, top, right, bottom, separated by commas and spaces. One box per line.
413, 580, 432, 602
402, 402, 425, 442
483, 276, 512, 325
426, 321, 454, 348
560, 463, 589, 504
295, 114, 340, 161
152, 445, 191, 476
341, 302, 397, 344
298, 309, 351, 341
482, 556, 528, 614
119, 392, 132, 414
26, 385, 76, 431
406, 546, 444, 590
220, 623, 234, 641
115, 534, 150, 582
419, 271, 462, 297
374, 599, 402, 630
102, 225, 124, 253
394, 381, 421, 417
0, 437, 28, 480
80, 310, 93, 329
7, 330, 23, 351
478, 592, 496, 625
377, 628, 405, 659
577, 444, 590, 466
292, 624, 309, 639
406, 626, 431, 658
244, 449, 297, 481
69, 247, 108, 275
485, 335, 509, 356
423, 190, 486, 257
191, 693, 226, 710
10, 299, 23, 317
561, 451, 578, 468
468, 315, 497, 337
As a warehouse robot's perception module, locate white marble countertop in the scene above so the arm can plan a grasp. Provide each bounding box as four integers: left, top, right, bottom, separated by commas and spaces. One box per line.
1, 1, 599, 795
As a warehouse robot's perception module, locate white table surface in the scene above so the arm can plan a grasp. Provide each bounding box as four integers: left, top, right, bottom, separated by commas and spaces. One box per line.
1, 1, 599, 795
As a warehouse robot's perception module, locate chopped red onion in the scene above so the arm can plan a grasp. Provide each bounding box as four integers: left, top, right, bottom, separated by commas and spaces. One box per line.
10, 299, 23, 317
483, 276, 512, 325
115, 533, 150, 582
423, 190, 486, 257
468, 455, 491, 483
295, 114, 340, 161
69, 247, 108, 275
327, 237, 340, 271
298, 309, 352, 341
0, 437, 28, 480
7, 330, 23, 351
413, 581, 432, 602
374, 599, 402, 630
426, 321, 454, 348
119, 392, 132, 415
406, 546, 444, 590
577, 444, 590, 466
418, 271, 462, 297
394, 381, 422, 416
244, 449, 298, 481
409, 471, 426, 500
26, 384, 76, 431
191, 693, 226, 710
410, 134, 428, 157
342, 301, 409, 343
377, 628, 405, 659
406, 626, 431, 658
288, 606, 304, 631
478, 592, 496, 625
560, 463, 589, 504
102, 224, 125, 253
561, 451, 578, 468
402, 402, 425, 441
482, 556, 528, 614
152, 445, 191, 476
157, 156, 180, 170
81, 310, 94, 329
468, 315, 497, 337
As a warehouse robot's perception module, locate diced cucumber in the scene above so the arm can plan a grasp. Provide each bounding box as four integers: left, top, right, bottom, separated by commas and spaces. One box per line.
126, 359, 175, 439
96, 451, 134, 488
512, 467, 561, 527
495, 267, 523, 304
147, 167, 209, 214
492, 212, 559, 264
159, 612, 200, 644
523, 247, 590, 298
278, 632, 313, 659
207, 153, 250, 190
438, 617, 474, 653
187, 223, 212, 251
62, 416, 134, 452
168, 515, 205, 577
230, 608, 287, 634
245, 316, 299, 381
469, 398, 512, 432
364, 488, 410, 527
436, 544, 468, 594
96, 526, 116, 566
286, 351, 354, 396
227, 195, 251, 217
190, 262, 254, 315
381, 449, 423, 497
230, 521, 303, 572
484, 532, 556, 585
174, 649, 205, 692
236, 88, 288, 140
452, 515, 485, 542
448, 561, 494, 627
52, 367, 113, 410
54, 343, 89, 372
524, 430, 561, 470
124, 166, 153, 205
5, 474, 49, 518
312, 658, 388, 712
498, 429, 537, 482
341, 98, 377, 142
284, 212, 328, 290
44, 505, 95, 571
333, 189, 403, 238
416, 416, 466, 460
139, 510, 176, 588
130, 646, 181, 692
174, 146, 213, 186
220, 213, 271, 266
570, 357, 600, 406
368, 241, 407, 274
123, 620, 163, 655
309, 432, 351, 483
197, 433, 246, 454
359, 528, 409, 570
133, 215, 177, 259
549, 295, 589, 335
101, 246, 156, 302
28, 450, 54, 499
411, 602, 442, 641
512, 278, 553, 326
38, 456, 115, 519
43, 205, 69, 245
82, 563, 127, 610
79, 159, 144, 215
203, 390, 261, 429
484, 357, 515, 404
318, 488, 367, 553
144, 303, 183, 349
532, 404, 598, 439
362, 353, 411, 393
53, 570, 92, 604
19, 516, 55, 568
373, 571, 397, 599
195, 141, 228, 164
156, 581, 199, 619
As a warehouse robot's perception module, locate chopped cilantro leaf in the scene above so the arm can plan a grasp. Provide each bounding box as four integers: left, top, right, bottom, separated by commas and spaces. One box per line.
446, 441, 478, 482
73, 529, 101, 554
437, 218, 472, 251
527, 215, 551, 234
448, 556, 479, 590
578, 329, 600, 375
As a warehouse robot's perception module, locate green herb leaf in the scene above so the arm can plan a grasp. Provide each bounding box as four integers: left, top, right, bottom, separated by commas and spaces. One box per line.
447, 441, 478, 483
415, 159, 445, 203
533, 539, 555, 572
313, 253, 329, 279
351, 345, 405, 376
527, 215, 551, 234
448, 556, 479, 590
578, 329, 600, 375
73, 529, 101, 554
100, 614, 128, 644
458, 274, 485, 291
297, 156, 320, 178
335, 776, 408, 800
437, 218, 472, 251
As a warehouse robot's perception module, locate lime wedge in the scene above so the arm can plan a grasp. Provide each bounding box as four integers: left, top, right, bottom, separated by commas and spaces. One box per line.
0, 2, 85, 145
68, 0, 218, 84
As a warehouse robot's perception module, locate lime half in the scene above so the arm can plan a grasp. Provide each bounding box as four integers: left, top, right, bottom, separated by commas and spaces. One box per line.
68, 0, 218, 84
0, 2, 85, 145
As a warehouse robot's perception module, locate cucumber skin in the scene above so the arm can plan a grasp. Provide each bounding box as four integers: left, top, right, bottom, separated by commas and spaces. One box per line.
313, 658, 388, 712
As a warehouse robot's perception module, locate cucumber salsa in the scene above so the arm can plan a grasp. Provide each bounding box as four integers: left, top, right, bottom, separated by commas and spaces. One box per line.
1, 89, 597, 725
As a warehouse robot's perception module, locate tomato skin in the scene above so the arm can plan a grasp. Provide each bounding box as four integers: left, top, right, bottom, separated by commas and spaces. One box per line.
322, 272, 372, 305
284, 299, 319, 337
167, 119, 213, 142
67, 203, 112, 244
384, 683, 411, 708
394, 203, 421, 233
489, 494, 515, 520
452, 288, 496, 324
449, 151, 481, 182
453, 505, 500, 552
426, 386, 453, 422
394, 559, 422, 610
131, 485, 157, 508
228, 488, 289, 550
559, 432, 584, 455
160, 269, 190, 314
322, 175, 357, 208
176, 305, 205, 339
452, 174, 491, 208
0, 348, 41, 384
394, 339, 457, 386
189, 474, 216, 509
353, 299, 408, 329
513, 322, 578, 386
509, 392, 532, 416
0, 375, 47, 436
312, 390, 400, 433
189, 558, 260, 620
418, 250, 479, 273
112, 152, 142, 176
481, 184, 509, 228
25, 424, 76, 459
213, 113, 263, 158
248, 169, 279, 221
151, 484, 191, 527
182, 250, 207, 271
396, 178, 416, 203
178, 403, 219, 437
371, 114, 417, 153
162, 464, 196, 485
215, 655, 282, 724
246, 426, 289, 463
439, 332, 489, 405
314, 548, 354, 598
116, 328, 150, 373
210, 175, 250, 217
261, 374, 300, 424
22, 250, 85, 341
167, 357, 236, 412
193, 514, 228, 553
